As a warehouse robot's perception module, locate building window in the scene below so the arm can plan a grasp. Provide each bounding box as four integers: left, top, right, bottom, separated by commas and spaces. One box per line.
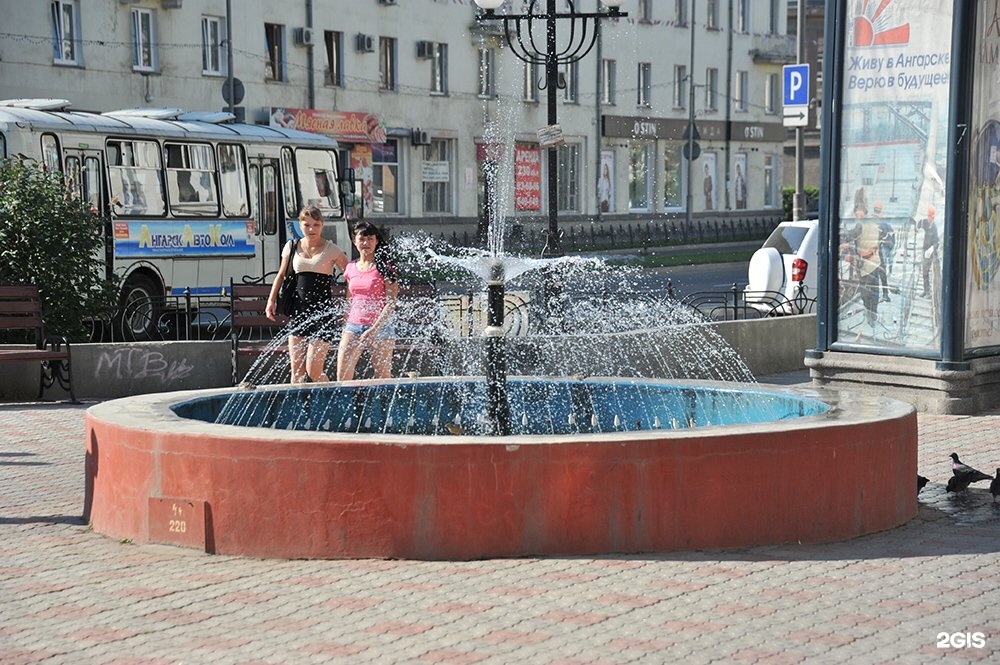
705, 67, 719, 111
478, 47, 495, 98
663, 144, 683, 210
422, 139, 452, 214
131, 8, 157, 72
379, 36, 396, 91
673, 65, 686, 109
562, 61, 579, 103
601, 59, 616, 105
675, 0, 687, 24
706, 0, 719, 29
324, 31, 343, 86
431, 43, 448, 95
51, 0, 81, 65
372, 141, 399, 214
769, 0, 781, 34
764, 154, 776, 207
736, 0, 750, 32
765, 73, 778, 114
264, 23, 285, 81
628, 143, 652, 212
638, 0, 652, 21
201, 16, 226, 76
557, 144, 580, 212
734, 71, 748, 112
638, 63, 652, 107
523, 61, 539, 102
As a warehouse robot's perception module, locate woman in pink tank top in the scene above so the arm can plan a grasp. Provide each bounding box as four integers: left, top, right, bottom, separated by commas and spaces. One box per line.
336, 222, 399, 380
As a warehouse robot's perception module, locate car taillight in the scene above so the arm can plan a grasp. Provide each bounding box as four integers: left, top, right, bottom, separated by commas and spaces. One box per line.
791, 258, 808, 283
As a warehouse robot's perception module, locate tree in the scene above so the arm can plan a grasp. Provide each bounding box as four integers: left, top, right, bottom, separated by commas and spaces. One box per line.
0, 159, 118, 341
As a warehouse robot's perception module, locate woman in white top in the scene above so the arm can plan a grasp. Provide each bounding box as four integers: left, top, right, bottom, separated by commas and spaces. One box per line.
266, 205, 348, 383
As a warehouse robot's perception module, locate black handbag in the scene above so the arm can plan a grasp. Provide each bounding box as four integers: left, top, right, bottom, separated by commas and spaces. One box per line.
276, 239, 298, 317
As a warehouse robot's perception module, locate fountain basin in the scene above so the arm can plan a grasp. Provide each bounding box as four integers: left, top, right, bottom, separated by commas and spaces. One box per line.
84, 378, 917, 560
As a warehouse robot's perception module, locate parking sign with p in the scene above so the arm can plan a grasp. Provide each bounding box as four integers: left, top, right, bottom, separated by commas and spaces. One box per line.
783, 63, 810, 127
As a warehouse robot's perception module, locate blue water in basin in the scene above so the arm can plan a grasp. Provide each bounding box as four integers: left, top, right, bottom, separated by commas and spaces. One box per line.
171, 379, 829, 436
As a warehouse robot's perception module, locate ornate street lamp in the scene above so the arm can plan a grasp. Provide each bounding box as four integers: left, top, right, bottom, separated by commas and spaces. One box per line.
473, 0, 627, 257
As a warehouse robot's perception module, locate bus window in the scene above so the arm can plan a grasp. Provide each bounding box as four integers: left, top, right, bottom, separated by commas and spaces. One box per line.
1, 133, 6, 158
280, 147, 298, 219
82, 155, 102, 212
218, 143, 249, 218
65, 156, 84, 200
248, 164, 261, 234
165, 142, 218, 217
107, 139, 165, 216
297, 149, 343, 218
262, 164, 278, 235
41, 134, 61, 173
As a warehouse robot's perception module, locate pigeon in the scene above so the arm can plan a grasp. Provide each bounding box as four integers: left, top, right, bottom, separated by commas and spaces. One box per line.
917, 475, 929, 494
443, 421, 466, 436
991, 470, 1000, 503
946, 453, 993, 492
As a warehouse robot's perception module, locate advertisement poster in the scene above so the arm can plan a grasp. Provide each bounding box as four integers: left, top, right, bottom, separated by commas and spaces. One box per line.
733, 153, 748, 210
351, 145, 373, 218
835, 0, 953, 352
965, 7, 1000, 350
269, 108, 386, 143
514, 144, 541, 211
113, 220, 254, 258
702, 152, 717, 212
599, 150, 614, 213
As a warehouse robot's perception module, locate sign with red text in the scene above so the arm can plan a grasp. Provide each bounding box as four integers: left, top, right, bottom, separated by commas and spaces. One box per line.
514, 145, 541, 211
269, 107, 386, 143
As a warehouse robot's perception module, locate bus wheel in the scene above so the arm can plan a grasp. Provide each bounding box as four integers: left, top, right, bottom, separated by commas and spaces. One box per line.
118, 273, 162, 341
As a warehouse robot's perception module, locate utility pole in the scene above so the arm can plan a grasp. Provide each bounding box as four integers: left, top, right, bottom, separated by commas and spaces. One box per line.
685, 0, 697, 229
793, 0, 806, 220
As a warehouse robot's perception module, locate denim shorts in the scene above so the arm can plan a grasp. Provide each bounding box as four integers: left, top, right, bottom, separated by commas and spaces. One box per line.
344, 321, 395, 340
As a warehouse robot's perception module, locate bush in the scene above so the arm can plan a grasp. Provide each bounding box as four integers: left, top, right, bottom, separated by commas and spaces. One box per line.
0, 159, 118, 341
782, 185, 820, 220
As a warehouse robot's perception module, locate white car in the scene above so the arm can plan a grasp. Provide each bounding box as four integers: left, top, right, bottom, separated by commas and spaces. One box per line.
745, 219, 819, 315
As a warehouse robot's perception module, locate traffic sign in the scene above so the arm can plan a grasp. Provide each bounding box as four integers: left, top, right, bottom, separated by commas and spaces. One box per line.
783, 63, 810, 128
682, 141, 700, 161
783, 64, 809, 107
783, 107, 808, 128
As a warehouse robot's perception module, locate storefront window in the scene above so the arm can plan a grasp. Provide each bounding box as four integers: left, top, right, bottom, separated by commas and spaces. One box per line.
557, 144, 580, 212
663, 144, 683, 209
422, 138, 452, 214
628, 143, 652, 212
372, 140, 399, 214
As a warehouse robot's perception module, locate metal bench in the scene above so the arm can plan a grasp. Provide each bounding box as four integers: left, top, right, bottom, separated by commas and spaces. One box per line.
0, 285, 75, 401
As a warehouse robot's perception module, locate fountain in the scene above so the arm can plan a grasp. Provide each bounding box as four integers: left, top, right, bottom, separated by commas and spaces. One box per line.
83, 13, 918, 559
83, 247, 918, 559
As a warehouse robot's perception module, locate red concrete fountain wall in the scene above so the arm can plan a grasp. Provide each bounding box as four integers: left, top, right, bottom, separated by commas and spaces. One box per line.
83, 386, 917, 560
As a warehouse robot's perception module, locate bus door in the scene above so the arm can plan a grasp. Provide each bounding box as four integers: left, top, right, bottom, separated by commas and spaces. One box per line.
248, 157, 282, 280
64, 148, 112, 278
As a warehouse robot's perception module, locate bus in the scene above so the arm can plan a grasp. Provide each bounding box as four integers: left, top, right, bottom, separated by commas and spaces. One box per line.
0, 98, 351, 338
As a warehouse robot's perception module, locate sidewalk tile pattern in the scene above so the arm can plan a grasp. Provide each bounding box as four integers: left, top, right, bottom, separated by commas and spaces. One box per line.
0, 401, 998, 664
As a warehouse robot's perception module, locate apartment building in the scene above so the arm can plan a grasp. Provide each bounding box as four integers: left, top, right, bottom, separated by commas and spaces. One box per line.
0, 0, 792, 237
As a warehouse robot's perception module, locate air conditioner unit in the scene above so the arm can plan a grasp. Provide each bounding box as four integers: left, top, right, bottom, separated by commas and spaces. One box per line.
416, 40, 434, 59
411, 128, 431, 146
160, 0, 182, 8
378, 0, 399, 5
355, 33, 375, 53
293, 27, 315, 47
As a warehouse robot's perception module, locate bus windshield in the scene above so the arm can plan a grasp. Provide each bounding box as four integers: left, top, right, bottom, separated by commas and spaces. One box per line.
297, 149, 342, 218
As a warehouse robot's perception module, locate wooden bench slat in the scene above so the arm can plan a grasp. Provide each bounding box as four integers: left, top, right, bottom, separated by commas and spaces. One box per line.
0, 285, 74, 401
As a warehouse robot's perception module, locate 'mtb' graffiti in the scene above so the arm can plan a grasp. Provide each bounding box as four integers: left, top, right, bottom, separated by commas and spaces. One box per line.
95, 348, 195, 384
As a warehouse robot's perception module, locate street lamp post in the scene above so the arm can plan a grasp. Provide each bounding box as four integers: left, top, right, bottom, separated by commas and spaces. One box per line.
473, 0, 627, 257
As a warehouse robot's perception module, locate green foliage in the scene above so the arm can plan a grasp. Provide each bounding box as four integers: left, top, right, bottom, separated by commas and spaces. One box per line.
0, 159, 118, 341
781, 185, 820, 221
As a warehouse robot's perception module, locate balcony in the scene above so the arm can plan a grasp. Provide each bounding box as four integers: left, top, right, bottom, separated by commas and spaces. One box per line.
750, 34, 795, 65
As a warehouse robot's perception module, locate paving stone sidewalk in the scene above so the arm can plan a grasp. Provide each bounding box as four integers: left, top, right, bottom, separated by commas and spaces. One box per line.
1, 399, 998, 665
